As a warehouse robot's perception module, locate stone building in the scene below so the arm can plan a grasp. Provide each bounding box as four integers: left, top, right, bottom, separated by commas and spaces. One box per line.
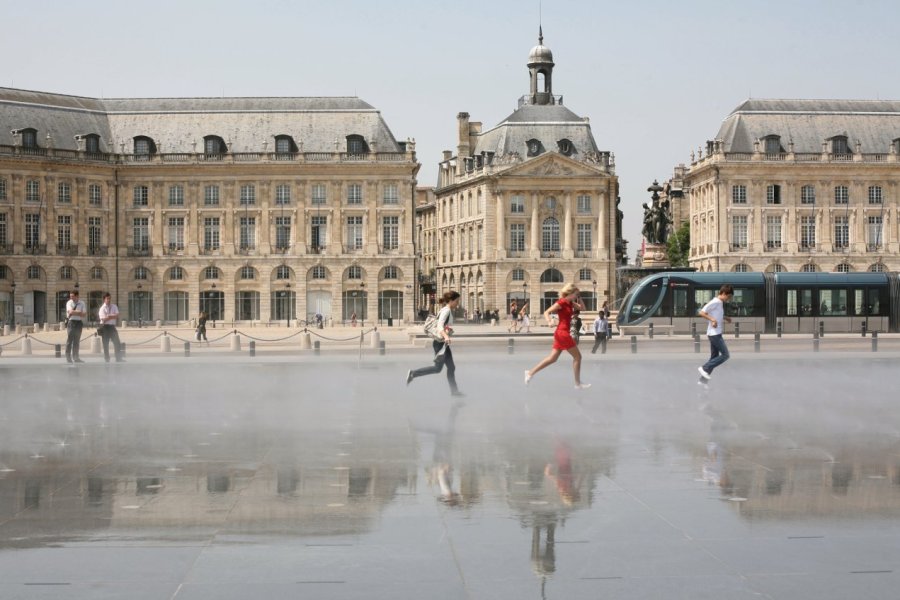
681, 99, 900, 273
427, 32, 619, 317
0, 88, 419, 325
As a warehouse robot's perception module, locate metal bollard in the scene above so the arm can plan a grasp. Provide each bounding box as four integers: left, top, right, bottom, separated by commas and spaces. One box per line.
691, 322, 697, 337
754, 332, 760, 353
776, 321, 782, 338
861, 321, 867, 337
184, 342, 190, 357
630, 335, 637, 354
813, 332, 819, 352
872, 331, 878, 352
313, 340, 320, 356
249, 340, 255, 357
379, 340, 386, 356
648, 323, 654, 339
818, 321, 824, 338
694, 336, 701, 353
507, 338, 515, 354
734, 322, 740, 338
55, 344, 61, 358
121, 342, 126, 357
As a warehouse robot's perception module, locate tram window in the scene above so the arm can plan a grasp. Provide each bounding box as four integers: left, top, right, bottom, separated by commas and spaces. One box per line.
785, 289, 813, 316
672, 288, 689, 317
868, 288, 885, 315
819, 290, 847, 316
629, 283, 663, 319
694, 289, 715, 312
728, 288, 758, 317
853, 289, 864, 316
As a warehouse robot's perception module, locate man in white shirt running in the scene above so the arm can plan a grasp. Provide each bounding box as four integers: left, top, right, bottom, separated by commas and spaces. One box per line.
697, 284, 734, 383
98, 292, 125, 363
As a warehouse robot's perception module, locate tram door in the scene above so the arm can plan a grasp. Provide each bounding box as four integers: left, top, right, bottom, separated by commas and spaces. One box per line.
782, 288, 814, 333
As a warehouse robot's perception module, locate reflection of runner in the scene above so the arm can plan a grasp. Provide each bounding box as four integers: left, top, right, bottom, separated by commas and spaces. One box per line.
544, 440, 582, 505
422, 401, 465, 506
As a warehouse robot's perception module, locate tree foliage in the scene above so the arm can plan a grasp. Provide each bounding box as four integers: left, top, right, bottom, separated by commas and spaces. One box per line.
666, 221, 691, 267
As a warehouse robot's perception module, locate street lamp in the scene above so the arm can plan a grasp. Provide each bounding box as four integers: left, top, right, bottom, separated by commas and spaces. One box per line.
592, 279, 597, 312
359, 281, 366, 326
283, 283, 291, 327
8, 282, 15, 328
136, 283, 143, 328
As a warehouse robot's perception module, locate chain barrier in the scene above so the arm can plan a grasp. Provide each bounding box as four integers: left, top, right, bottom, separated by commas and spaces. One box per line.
236, 329, 307, 343
26, 334, 59, 347
0, 335, 26, 348
308, 327, 376, 342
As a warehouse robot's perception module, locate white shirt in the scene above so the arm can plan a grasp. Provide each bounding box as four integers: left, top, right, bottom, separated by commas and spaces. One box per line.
593, 316, 608, 334
701, 297, 725, 336
98, 302, 120, 326
436, 305, 453, 332
66, 299, 86, 321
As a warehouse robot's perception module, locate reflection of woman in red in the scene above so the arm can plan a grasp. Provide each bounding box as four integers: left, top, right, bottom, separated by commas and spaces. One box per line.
525, 283, 591, 389
544, 441, 581, 506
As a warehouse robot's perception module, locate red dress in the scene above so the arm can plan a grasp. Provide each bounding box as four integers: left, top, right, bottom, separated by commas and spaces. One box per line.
552, 298, 576, 351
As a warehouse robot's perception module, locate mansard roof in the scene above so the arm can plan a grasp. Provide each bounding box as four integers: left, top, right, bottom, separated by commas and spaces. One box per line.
716, 98, 900, 153
0, 87, 403, 153
472, 102, 599, 158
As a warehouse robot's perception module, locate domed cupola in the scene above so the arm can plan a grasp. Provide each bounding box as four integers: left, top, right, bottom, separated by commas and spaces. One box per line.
527, 27, 555, 105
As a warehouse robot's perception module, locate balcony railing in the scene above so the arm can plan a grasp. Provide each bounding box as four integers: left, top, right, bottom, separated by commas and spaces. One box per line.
164, 245, 184, 256
0, 244, 10, 254
25, 244, 47, 255
730, 243, 748, 252
237, 245, 256, 255
57, 245, 78, 256
507, 249, 525, 257
540, 250, 560, 258
867, 243, 883, 252
87, 245, 108, 256
799, 243, 818, 253
833, 243, 850, 252
127, 247, 152, 257
764, 242, 782, 252
574, 250, 592, 258
272, 244, 291, 253
378, 244, 400, 254
199, 246, 220, 255
343, 244, 365, 253
307, 245, 326, 254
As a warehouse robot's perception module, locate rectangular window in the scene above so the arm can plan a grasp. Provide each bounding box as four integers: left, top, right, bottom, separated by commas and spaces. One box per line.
239, 216, 256, 249
26, 180, 40, 202
766, 215, 782, 248
731, 215, 748, 249
57, 215, 72, 249
275, 184, 291, 205
834, 216, 849, 248
347, 184, 362, 205
510, 223, 525, 252
57, 182, 71, 204
168, 185, 184, 206
204, 185, 219, 206
576, 223, 592, 251
800, 185, 815, 205
0, 179, 6, 201
133, 185, 149, 207
382, 216, 399, 250
868, 216, 883, 249
88, 217, 101, 250
820, 289, 847, 316
732, 185, 747, 204
275, 216, 291, 249
204, 217, 220, 250
168, 217, 184, 250
89, 184, 102, 206
0, 213, 6, 246
240, 184, 256, 206
346, 216, 363, 249
383, 184, 399, 205
766, 184, 781, 205
25, 214, 40, 247
576, 195, 591, 214
510, 195, 525, 213
834, 185, 849, 205
133, 217, 149, 250
800, 216, 816, 249
311, 184, 327, 205
869, 186, 883, 205
310, 215, 327, 250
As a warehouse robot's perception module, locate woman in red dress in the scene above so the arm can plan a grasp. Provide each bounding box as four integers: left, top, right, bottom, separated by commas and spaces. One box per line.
524, 283, 591, 389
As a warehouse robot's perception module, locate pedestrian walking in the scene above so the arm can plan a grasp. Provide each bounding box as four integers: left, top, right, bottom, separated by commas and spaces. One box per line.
590, 312, 609, 354
196, 311, 209, 344
406, 291, 465, 397
65, 290, 86, 364
524, 283, 591, 389
519, 302, 531, 333
97, 293, 125, 363
697, 284, 734, 384
508, 299, 519, 332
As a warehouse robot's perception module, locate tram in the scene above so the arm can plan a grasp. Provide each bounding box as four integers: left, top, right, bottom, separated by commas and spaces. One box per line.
616, 272, 900, 334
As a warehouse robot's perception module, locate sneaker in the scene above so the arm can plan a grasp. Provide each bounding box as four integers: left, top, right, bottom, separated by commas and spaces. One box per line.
698, 367, 711, 380
524, 370, 532, 385
698, 378, 709, 387
406, 370, 414, 386
574, 383, 592, 390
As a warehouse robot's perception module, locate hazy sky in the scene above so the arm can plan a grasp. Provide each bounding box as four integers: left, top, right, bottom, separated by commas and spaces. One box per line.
4, 0, 900, 258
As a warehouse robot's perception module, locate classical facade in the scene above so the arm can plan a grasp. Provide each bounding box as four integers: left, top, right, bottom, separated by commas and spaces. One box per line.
0, 88, 419, 325
681, 99, 900, 273
426, 33, 619, 316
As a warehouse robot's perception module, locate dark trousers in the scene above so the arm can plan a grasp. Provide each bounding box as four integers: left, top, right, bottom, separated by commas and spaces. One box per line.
591, 332, 608, 354
65, 320, 83, 360
411, 341, 459, 393
702, 334, 730, 374
100, 325, 123, 362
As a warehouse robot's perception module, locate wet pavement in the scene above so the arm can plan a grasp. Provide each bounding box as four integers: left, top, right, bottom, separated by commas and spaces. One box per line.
1, 350, 900, 599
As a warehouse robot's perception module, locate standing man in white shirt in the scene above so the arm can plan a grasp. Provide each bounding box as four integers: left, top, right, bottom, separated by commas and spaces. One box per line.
697, 284, 734, 384
98, 292, 125, 363
65, 290, 86, 364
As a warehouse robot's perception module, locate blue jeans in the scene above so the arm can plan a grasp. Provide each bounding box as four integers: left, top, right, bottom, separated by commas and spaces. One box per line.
702, 334, 730, 374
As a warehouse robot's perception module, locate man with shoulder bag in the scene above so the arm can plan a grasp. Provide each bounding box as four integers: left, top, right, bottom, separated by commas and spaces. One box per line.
97, 292, 125, 363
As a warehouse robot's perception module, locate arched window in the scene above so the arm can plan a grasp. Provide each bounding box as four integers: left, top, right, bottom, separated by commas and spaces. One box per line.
274, 135, 297, 155
91, 266, 105, 280
526, 138, 544, 157
84, 134, 101, 154
542, 217, 560, 252
59, 266, 74, 280
346, 135, 368, 155
347, 265, 363, 280
830, 135, 850, 156
204, 266, 220, 280
134, 266, 149, 280
20, 128, 38, 148
511, 268, 525, 281
169, 266, 184, 281
763, 135, 782, 154
869, 263, 887, 272
835, 263, 852, 273
311, 266, 327, 280
578, 268, 592, 280
275, 265, 292, 280
800, 263, 819, 272
557, 138, 575, 156
765, 263, 786, 273
383, 266, 398, 280
26, 265, 41, 280
203, 135, 227, 155
240, 266, 256, 280
732, 264, 750, 272
540, 268, 564, 283
133, 136, 156, 158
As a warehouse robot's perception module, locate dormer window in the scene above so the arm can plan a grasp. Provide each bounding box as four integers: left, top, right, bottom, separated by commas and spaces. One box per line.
346, 135, 368, 155
84, 134, 100, 154
763, 135, 782, 154
204, 135, 227, 155
526, 138, 544, 157
274, 135, 297, 155
21, 128, 38, 148
831, 136, 850, 155
557, 139, 575, 156
134, 136, 156, 160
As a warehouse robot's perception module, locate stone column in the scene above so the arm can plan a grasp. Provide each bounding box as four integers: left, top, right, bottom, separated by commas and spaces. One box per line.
530, 192, 540, 258
494, 190, 505, 259
597, 190, 606, 259
562, 192, 573, 258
